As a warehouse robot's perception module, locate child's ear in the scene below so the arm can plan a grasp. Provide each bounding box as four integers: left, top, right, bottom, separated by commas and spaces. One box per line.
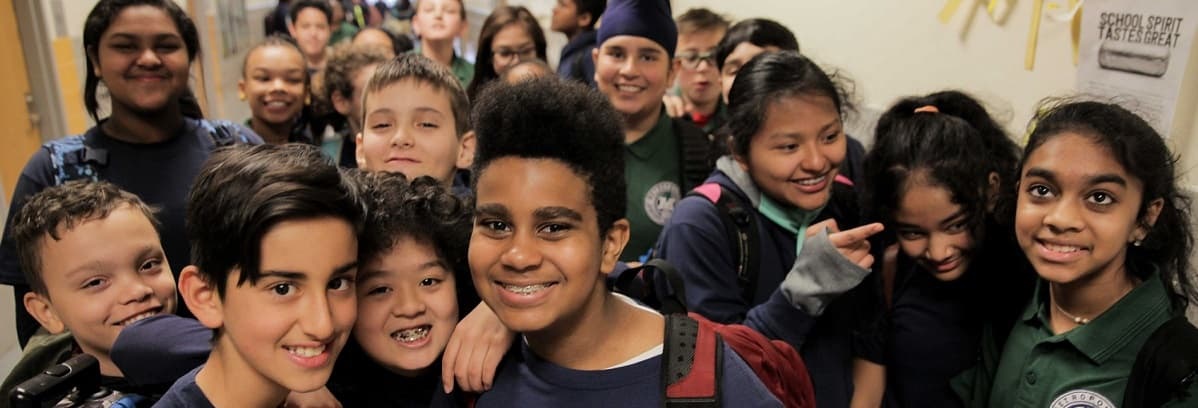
288, 21, 298, 38
591, 48, 600, 83
179, 266, 224, 330
237, 79, 247, 101
986, 171, 1001, 212
455, 130, 476, 169
578, 12, 593, 30
354, 132, 368, 170
331, 90, 352, 116
87, 47, 101, 76
1133, 197, 1166, 243
24, 292, 65, 334
601, 219, 631, 274
732, 151, 749, 173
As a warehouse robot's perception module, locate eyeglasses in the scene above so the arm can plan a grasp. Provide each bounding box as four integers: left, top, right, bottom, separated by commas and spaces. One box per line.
675, 50, 717, 70
493, 46, 537, 62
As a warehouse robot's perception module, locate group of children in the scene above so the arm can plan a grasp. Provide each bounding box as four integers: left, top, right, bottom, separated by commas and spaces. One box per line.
2, 0, 1197, 407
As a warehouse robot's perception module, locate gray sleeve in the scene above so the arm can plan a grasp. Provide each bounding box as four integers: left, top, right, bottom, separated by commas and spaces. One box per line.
779, 228, 872, 316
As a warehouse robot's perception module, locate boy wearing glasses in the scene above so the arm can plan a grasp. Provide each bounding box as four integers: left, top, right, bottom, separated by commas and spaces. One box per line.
673, 8, 731, 134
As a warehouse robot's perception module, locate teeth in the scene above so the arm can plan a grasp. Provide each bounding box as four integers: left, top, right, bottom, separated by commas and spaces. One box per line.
287, 345, 325, 357
265, 101, 288, 107
392, 326, 430, 343
616, 85, 642, 92
797, 176, 826, 186
1044, 242, 1082, 253
118, 311, 158, 326
502, 283, 552, 295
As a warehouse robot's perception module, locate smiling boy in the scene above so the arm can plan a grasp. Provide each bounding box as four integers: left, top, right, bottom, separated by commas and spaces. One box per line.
468, 78, 779, 407
355, 53, 475, 196
0, 181, 176, 395
155, 144, 362, 407
591, 0, 714, 261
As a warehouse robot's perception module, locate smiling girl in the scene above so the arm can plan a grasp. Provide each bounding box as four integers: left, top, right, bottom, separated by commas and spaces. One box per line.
239, 35, 314, 145
956, 100, 1198, 407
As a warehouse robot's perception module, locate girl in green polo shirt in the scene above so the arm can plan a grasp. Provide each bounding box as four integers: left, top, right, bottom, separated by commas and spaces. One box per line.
956, 100, 1198, 407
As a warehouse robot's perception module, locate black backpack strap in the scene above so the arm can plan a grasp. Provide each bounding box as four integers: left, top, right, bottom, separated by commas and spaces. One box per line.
663, 314, 722, 408
613, 259, 690, 315
673, 119, 714, 191
201, 120, 250, 147
1123, 316, 1198, 408
685, 184, 761, 305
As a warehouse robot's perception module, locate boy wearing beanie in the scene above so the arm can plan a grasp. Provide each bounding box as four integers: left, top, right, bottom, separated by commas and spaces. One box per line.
592, 0, 716, 262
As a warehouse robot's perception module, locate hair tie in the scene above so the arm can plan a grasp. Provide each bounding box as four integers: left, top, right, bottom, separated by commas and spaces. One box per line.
914, 105, 940, 114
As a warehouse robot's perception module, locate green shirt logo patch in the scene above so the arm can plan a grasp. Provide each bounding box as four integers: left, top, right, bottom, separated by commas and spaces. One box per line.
644, 181, 681, 225
1050, 390, 1116, 408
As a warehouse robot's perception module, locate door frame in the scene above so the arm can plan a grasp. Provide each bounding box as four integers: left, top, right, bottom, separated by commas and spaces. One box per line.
12, 0, 68, 142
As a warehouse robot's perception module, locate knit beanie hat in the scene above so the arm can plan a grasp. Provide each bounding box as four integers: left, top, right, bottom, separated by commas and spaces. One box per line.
596, 0, 677, 57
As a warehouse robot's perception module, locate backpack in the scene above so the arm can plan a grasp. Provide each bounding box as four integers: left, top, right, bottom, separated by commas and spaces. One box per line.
614, 259, 817, 408
683, 178, 858, 305
1123, 315, 1198, 408
45, 119, 250, 185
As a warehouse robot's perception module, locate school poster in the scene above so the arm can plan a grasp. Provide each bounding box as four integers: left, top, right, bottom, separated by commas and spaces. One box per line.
1076, 0, 1198, 138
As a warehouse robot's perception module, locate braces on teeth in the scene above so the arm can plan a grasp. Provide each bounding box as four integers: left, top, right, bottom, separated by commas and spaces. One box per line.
395, 327, 430, 342
504, 284, 549, 295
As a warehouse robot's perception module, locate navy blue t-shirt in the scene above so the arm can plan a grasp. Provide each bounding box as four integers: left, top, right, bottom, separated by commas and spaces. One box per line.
153, 366, 213, 408
475, 339, 780, 407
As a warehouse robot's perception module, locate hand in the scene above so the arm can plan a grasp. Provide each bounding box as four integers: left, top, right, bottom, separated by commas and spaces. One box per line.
281, 387, 341, 408
809, 220, 884, 270
442, 302, 514, 393
663, 94, 686, 118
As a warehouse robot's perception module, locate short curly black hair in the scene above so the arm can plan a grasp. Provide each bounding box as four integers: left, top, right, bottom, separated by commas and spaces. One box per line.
350, 171, 477, 311
470, 77, 626, 235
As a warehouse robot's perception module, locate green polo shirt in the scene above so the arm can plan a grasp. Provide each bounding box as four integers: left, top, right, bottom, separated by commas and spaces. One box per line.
986, 271, 1175, 407
408, 48, 475, 86
623, 111, 681, 261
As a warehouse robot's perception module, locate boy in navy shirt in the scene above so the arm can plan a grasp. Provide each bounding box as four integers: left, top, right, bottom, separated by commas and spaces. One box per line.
467, 78, 780, 407
156, 144, 362, 407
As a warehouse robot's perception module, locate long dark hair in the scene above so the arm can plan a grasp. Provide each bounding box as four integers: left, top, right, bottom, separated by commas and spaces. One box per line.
865, 91, 1019, 242
83, 0, 203, 121
466, 6, 547, 101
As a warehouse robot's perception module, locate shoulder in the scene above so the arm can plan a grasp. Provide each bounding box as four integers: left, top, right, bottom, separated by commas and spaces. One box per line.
154, 366, 211, 408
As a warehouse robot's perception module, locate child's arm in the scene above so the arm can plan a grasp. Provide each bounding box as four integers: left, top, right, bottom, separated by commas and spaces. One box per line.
110, 314, 211, 387
850, 358, 886, 408
441, 302, 514, 393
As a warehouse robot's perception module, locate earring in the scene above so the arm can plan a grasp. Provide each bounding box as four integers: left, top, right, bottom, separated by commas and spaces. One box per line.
1134, 238, 1143, 247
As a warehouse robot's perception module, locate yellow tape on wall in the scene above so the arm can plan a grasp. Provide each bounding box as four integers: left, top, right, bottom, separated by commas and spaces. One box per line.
51, 37, 88, 134
939, 0, 1085, 71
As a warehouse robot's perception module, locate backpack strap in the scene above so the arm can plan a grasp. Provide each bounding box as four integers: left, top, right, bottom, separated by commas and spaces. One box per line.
46, 135, 107, 185
200, 120, 250, 147
613, 258, 690, 315
685, 183, 761, 306
673, 119, 713, 192
663, 314, 723, 408
1123, 316, 1198, 408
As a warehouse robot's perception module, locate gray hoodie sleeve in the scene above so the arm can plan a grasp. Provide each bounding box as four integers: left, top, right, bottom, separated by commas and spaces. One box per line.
780, 228, 872, 316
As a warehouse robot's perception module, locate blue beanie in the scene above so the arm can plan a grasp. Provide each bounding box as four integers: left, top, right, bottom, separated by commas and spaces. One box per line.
596, 0, 677, 57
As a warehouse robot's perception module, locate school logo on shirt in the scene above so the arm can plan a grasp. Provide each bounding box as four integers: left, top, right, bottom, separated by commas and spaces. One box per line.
1050, 389, 1116, 408
644, 181, 681, 225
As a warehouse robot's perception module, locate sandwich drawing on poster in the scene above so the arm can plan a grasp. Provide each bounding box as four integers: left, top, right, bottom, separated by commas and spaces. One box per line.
1077, 0, 1198, 137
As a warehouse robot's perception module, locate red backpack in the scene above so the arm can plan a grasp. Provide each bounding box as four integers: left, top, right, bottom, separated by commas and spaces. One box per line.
616, 259, 816, 408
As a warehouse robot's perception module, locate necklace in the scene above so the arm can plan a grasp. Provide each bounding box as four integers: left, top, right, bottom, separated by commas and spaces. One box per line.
1054, 303, 1091, 325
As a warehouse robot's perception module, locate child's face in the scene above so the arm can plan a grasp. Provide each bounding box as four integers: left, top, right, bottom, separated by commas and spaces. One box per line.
356, 79, 466, 186
414, 0, 464, 42
550, 0, 580, 33
89, 5, 190, 116
893, 179, 974, 281
290, 7, 331, 60
737, 95, 845, 212
675, 29, 725, 109
490, 24, 537, 75
29, 205, 176, 375
211, 217, 358, 393
470, 158, 626, 334
1015, 132, 1156, 287
240, 45, 307, 126
594, 36, 675, 121
719, 42, 780, 103
354, 237, 459, 376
